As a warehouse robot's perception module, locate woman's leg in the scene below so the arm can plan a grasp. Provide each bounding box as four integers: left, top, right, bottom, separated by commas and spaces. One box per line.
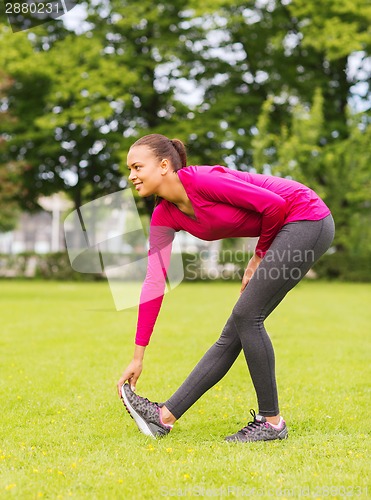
163, 317, 243, 420
164, 215, 335, 419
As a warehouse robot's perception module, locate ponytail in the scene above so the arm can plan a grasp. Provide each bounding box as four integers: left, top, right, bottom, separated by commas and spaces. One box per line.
130, 134, 187, 171
170, 139, 187, 170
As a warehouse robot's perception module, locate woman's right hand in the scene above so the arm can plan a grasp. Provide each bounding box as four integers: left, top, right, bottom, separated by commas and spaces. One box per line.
117, 358, 143, 397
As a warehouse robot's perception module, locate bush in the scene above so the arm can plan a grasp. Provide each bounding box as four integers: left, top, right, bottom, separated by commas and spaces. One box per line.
1, 250, 370, 282
313, 252, 371, 282
0, 252, 102, 281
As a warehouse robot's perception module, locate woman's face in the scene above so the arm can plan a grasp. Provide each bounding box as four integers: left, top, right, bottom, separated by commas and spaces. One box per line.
127, 145, 166, 197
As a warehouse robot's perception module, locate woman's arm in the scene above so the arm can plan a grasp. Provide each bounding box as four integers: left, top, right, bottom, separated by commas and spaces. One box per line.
135, 221, 176, 346
240, 253, 262, 293
117, 205, 176, 395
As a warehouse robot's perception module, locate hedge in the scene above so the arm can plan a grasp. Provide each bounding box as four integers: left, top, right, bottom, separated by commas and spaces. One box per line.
0, 250, 370, 282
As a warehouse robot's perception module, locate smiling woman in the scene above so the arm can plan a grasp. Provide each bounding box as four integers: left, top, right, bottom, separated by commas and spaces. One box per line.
127, 135, 195, 216
119, 133, 335, 443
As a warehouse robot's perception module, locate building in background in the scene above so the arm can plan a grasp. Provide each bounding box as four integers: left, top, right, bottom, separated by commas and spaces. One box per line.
0, 194, 73, 254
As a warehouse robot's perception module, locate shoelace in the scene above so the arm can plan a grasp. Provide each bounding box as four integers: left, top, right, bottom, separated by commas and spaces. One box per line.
122, 388, 160, 418
241, 409, 267, 434
135, 392, 159, 408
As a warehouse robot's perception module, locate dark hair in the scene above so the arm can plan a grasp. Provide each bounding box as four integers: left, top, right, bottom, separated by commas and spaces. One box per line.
130, 133, 187, 171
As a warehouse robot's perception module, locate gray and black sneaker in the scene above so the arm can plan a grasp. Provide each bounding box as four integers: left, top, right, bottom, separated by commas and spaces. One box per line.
225, 409, 288, 442
121, 383, 172, 438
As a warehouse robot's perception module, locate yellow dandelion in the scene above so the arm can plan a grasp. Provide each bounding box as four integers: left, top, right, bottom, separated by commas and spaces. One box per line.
166, 448, 173, 453
57, 470, 64, 476
183, 474, 190, 480
37, 493, 44, 498
71, 463, 77, 469
5, 484, 16, 491
33, 469, 39, 473
118, 479, 123, 484
186, 449, 194, 453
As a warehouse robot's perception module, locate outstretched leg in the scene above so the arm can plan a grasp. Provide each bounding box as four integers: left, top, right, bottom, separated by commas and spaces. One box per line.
165, 215, 335, 419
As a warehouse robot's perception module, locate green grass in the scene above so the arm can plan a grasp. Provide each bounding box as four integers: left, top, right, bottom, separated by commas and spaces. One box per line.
0, 280, 370, 499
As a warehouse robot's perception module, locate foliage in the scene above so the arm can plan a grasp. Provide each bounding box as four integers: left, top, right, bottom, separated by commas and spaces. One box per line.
0, 71, 24, 231
0, 0, 370, 275
0, 160, 23, 232
4, 246, 371, 282
252, 89, 371, 259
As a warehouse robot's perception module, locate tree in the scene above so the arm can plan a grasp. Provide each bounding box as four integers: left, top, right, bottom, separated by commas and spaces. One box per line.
0, 1, 208, 214
252, 89, 371, 257
0, 0, 369, 236
0, 70, 24, 231
0, 25, 137, 211
181, 0, 370, 167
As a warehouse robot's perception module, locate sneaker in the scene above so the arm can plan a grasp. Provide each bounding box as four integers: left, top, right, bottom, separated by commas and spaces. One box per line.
121, 383, 172, 438
225, 409, 288, 442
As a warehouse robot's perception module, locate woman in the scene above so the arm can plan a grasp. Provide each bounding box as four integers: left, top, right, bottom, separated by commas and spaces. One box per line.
117, 133, 335, 442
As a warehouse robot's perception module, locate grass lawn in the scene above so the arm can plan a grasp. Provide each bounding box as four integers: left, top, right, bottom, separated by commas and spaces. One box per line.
0, 280, 370, 499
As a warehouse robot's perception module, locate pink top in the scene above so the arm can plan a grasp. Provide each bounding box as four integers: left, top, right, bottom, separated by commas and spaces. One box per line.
135, 165, 330, 346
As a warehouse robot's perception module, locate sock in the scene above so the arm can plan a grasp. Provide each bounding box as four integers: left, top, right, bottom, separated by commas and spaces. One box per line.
159, 411, 174, 429
267, 417, 284, 430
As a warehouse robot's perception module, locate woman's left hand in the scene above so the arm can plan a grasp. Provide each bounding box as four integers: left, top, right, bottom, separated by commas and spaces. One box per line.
240, 254, 262, 293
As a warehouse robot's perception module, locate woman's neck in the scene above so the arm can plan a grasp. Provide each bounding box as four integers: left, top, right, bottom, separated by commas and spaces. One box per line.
156, 171, 187, 205
157, 170, 195, 218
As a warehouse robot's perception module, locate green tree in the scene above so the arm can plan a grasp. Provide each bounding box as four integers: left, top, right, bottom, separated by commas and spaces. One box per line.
183, 0, 370, 167
0, 1, 207, 214
0, 0, 369, 232
0, 70, 24, 231
252, 90, 371, 257
0, 26, 136, 211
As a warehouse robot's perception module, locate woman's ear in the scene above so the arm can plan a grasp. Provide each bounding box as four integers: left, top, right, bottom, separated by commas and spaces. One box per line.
160, 158, 170, 175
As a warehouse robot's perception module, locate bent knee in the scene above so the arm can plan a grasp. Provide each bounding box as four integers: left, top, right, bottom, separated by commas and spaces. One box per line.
231, 305, 264, 327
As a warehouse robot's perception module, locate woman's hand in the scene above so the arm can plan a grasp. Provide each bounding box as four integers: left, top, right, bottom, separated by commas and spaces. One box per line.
117, 345, 146, 397
240, 253, 262, 293
117, 358, 143, 397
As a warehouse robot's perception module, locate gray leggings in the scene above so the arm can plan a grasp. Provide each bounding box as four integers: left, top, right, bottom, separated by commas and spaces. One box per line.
165, 215, 335, 418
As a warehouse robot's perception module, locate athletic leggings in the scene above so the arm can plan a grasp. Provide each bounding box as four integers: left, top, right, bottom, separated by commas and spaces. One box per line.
165, 214, 335, 418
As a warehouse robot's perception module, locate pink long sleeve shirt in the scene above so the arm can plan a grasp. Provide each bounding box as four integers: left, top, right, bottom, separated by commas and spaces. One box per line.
135, 165, 331, 346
